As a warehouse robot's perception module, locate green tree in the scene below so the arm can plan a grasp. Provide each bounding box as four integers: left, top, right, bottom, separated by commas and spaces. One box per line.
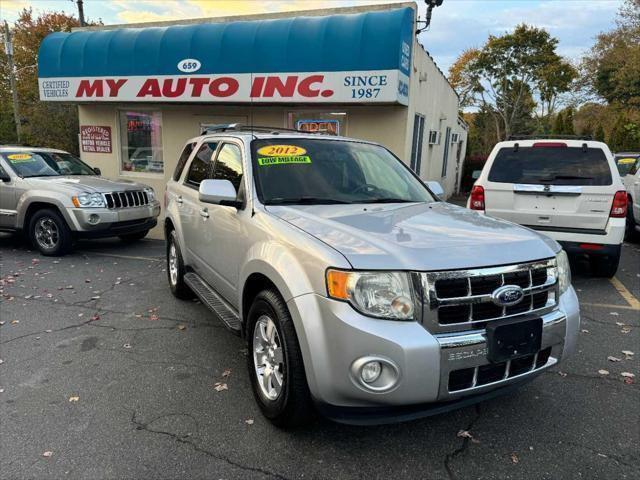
595, 124, 606, 142
449, 24, 576, 140
563, 107, 575, 135
0, 9, 100, 151
553, 111, 565, 134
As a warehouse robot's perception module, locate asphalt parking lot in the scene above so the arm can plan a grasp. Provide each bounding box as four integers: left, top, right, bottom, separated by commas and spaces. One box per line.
1, 234, 638, 480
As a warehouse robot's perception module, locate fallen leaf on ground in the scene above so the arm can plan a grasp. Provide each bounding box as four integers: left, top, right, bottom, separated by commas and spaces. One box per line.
621, 372, 635, 378
607, 356, 621, 362
457, 430, 480, 443
615, 322, 625, 326
598, 369, 610, 375
91, 296, 100, 300
42, 451, 52, 458
222, 369, 232, 378
85, 279, 91, 283
622, 350, 634, 357
245, 419, 254, 425
510, 453, 519, 464
213, 382, 228, 392
178, 325, 186, 330
580, 329, 589, 333
624, 377, 634, 385
90, 314, 100, 321
621, 327, 632, 334
45, 329, 52, 333
558, 371, 567, 377
609, 312, 619, 316
68, 396, 79, 402
123, 343, 132, 349
149, 314, 159, 321
11, 320, 19, 325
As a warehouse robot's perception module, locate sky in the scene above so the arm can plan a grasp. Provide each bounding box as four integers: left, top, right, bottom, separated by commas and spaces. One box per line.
0, 0, 624, 74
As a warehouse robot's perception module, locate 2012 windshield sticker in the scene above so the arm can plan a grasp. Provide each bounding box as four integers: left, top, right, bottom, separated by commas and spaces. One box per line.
258, 156, 311, 166
7, 153, 33, 162
257, 145, 307, 157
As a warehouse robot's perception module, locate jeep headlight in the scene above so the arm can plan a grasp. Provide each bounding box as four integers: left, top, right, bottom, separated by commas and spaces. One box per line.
144, 187, 156, 202
326, 270, 414, 320
555, 250, 571, 295
72, 192, 106, 208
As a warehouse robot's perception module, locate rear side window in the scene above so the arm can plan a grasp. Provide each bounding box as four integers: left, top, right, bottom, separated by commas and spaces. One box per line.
173, 142, 196, 181
488, 147, 612, 186
185, 142, 217, 187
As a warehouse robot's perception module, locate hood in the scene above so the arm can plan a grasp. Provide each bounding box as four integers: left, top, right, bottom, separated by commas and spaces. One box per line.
24, 176, 149, 194
267, 202, 559, 271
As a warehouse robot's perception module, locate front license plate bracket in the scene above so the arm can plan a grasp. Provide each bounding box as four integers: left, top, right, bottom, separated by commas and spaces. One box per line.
486, 317, 542, 363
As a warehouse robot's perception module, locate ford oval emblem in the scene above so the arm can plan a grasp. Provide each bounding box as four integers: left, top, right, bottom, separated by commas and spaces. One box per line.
491, 285, 524, 307
177, 58, 201, 73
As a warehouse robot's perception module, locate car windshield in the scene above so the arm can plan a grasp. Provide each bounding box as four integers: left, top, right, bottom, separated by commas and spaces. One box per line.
614, 155, 639, 176
488, 146, 612, 186
1, 151, 96, 178
251, 138, 435, 205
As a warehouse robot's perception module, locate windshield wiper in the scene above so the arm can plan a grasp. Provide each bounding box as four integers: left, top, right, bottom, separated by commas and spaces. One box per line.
356, 198, 419, 204
266, 196, 352, 205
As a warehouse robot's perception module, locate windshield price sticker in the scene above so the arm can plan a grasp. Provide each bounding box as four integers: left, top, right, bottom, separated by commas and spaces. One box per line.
257, 145, 307, 157
7, 153, 34, 162
258, 156, 311, 166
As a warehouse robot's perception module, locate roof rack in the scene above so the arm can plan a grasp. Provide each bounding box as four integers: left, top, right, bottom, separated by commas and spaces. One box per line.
202, 124, 319, 135
508, 134, 594, 141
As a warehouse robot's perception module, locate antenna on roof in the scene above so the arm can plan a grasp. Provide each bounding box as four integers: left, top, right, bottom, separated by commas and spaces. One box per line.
416, 0, 444, 35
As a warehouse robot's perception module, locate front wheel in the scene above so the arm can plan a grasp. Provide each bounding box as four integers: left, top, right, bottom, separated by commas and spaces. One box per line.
28, 209, 73, 256
247, 289, 314, 428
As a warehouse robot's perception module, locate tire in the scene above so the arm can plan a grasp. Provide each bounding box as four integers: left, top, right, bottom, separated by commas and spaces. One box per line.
119, 230, 149, 242
591, 248, 621, 278
247, 289, 315, 428
166, 230, 193, 299
28, 208, 73, 256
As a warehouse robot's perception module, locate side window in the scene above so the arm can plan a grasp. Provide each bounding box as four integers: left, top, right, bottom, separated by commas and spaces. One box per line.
212, 143, 243, 193
173, 142, 196, 181
185, 142, 217, 187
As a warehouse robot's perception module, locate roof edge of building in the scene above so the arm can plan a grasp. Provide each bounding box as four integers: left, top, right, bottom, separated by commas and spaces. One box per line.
73, 1, 417, 31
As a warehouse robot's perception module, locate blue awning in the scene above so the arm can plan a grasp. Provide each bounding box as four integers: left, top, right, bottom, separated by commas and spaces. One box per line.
38, 7, 414, 78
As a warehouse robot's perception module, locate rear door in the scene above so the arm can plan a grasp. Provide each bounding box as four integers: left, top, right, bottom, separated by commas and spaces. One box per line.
484, 143, 614, 231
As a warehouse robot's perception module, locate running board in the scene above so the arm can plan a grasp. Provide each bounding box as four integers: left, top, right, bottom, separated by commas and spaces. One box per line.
184, 272, 241, 335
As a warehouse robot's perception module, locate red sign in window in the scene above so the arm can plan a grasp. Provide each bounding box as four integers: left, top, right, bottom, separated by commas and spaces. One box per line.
80, 125, 112, 153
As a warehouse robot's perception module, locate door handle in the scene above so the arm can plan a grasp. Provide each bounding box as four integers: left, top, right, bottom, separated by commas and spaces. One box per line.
199, 208, 209, 218
176, 195, 183, 205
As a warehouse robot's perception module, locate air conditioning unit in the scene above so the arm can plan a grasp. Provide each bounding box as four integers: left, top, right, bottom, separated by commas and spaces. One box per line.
428, 130, 440, 145
451, 133, 460, 144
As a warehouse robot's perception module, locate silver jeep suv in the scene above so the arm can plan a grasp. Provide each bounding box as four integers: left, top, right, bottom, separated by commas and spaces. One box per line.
164, 126, 580, 427
0, 146, 161, 255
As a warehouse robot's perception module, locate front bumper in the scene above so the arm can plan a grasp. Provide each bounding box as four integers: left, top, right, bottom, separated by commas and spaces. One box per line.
287, 287, 580, 422
66, 203, 161, 235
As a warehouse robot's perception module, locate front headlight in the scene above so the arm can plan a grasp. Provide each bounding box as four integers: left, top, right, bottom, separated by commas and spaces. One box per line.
556, 250, 571, 295
326, 269, 414, 320
144, 187, 156, 202
72, 192, 106, 208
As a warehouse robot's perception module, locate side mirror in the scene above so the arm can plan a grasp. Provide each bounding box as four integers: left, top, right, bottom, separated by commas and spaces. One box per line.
199, 179, 241, 207
93, 167, 101, 175
426, 180, 445, 198
0, 171, 10, 182
471, 170, 482, 180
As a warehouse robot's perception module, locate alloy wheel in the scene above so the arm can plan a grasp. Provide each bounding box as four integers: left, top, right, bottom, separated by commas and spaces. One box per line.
252, 315, 285, 401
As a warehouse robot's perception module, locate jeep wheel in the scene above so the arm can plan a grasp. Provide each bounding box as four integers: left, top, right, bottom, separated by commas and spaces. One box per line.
247, 289, 314, 428
119, 230, 149, 243
167, 230, 193, 299
28, 209, 73, 256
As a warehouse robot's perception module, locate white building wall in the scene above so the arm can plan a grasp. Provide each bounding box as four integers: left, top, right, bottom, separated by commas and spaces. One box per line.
404, 39, 468, 198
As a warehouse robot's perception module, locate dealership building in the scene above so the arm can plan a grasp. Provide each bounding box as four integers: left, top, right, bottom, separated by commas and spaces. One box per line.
38, 2, 466, 238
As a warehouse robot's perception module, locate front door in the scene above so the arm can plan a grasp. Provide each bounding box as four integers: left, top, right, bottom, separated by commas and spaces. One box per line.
0, 161, 17, 228
198, 142, 248, 306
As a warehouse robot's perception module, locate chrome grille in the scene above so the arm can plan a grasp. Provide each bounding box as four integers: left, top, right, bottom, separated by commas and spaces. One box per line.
103, 191, 150, 209
420, 258, 558, 334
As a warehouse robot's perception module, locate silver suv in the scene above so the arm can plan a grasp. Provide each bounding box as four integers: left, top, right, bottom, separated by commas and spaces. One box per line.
164, 126, 580, 427
0, 146, 161, 255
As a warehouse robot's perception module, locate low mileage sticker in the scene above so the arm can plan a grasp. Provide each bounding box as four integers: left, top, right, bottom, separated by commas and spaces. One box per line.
257, 156, 311, 166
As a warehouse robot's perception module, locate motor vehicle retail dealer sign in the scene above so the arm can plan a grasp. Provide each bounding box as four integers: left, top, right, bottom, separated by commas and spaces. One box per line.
80, 126, 112, 153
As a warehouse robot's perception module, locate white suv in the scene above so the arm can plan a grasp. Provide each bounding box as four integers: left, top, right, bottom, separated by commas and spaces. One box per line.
468, 138, 627, 277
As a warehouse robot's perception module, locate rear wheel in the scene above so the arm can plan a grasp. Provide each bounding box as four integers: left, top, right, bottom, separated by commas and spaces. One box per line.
591, 248, 621, 278
167, 230, 193, 299
28, 208, 73, 256
247, 289, 314, 428
119, 230, 149, 242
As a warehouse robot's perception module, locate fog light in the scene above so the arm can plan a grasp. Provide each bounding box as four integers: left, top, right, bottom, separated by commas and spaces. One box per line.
88, 214, 100, 225
361, 361, 382, 383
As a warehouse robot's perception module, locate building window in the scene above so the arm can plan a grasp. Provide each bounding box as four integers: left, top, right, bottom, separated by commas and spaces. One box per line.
441, 126, 451, 177
119, 111, 163, 174
410, 114, 425, 174
288, 111, 347, 135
